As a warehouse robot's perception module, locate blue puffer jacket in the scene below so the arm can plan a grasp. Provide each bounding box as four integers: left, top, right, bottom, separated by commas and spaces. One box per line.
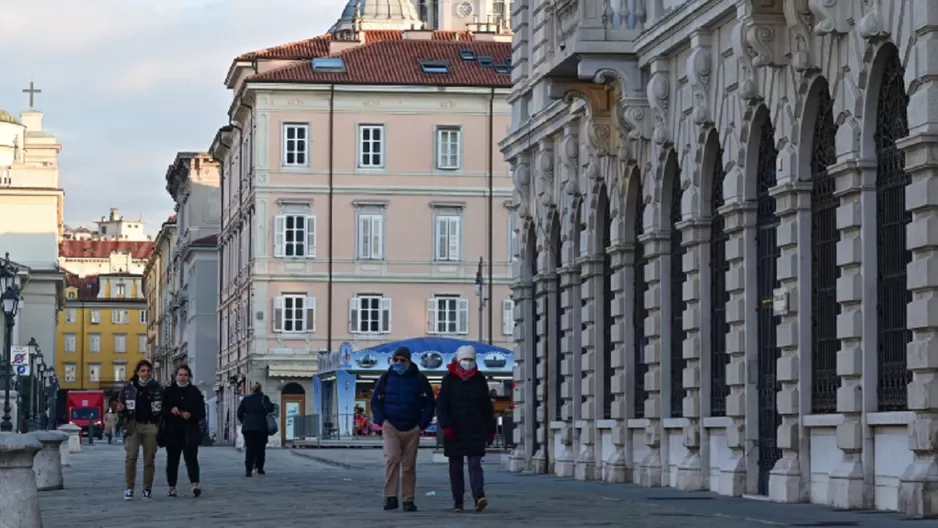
371, 363, 435, 432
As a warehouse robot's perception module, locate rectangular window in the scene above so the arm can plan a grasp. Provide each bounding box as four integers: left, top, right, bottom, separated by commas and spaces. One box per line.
113, 364, 127, 383
138, 334, 147, 354
116, 283, 126, 297
348, 295, 391, 334
88, 364, 101, 383
114, 334, 127, 353
112, 309, 129, 324
274, 214, 316, 258
64, 334, 76, 353
139, 310, 147, 324
282, 123, 309, 166
427, 296, 469, 335
508, 212, 518, 262
272, 294, 316, 333
436, 127, 461, 169
357, 213, 385, 260
358, 124, 385, 168
89, 334, 101, 353
502, 299, 515, 335
64, 364, 76, 383
434, 215, 461, 261
90, 309, 101, 324
65, 308, 77, 323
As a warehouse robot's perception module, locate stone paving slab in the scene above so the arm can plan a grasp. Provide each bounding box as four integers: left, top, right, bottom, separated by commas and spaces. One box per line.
35, 444, 926, 528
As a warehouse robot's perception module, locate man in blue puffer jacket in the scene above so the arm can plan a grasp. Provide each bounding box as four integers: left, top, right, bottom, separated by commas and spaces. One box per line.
371, 346, 435, 512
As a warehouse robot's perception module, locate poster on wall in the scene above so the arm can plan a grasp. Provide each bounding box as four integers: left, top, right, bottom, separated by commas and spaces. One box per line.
285, 401, 301, 441
335, 370, 356, 437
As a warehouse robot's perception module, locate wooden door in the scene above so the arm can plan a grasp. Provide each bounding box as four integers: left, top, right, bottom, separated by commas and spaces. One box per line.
280, 393, 305, 444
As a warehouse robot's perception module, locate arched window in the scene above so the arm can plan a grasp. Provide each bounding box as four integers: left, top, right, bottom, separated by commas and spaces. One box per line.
709, 146, 730, 416
633, 188, 648, 418
552, 217, 563, 419
669, 159, 686, 417
600, 187, 614, 419
875, 52, 912, 411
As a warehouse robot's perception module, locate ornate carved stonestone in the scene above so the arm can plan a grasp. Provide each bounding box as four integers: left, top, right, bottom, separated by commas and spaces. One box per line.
561, 122, 581, 196
686, 31, 713, 126
784, 0, 818, 73
808, 0, 853, 36
537, 141, 556, 207
646, 66, 671, 145
512, 155, 533, 218
858, 0, 888, 41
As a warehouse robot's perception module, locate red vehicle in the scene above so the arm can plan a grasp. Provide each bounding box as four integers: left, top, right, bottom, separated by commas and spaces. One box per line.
67, 390, 105, 439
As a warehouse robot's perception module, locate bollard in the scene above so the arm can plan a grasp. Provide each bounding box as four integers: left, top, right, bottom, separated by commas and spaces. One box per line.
31, 431, 68, 491
0, 432, 43, 527
58, 423, 82, 454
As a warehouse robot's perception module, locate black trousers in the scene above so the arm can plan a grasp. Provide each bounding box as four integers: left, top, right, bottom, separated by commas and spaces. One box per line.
165, 444, 200, 486
243, 431, 268, 471
448, 455, 485, 504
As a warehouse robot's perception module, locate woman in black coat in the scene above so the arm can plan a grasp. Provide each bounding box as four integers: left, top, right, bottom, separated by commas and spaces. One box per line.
237, 382, 275, 477
160, 364, 206, 497
437, 346, 496, 512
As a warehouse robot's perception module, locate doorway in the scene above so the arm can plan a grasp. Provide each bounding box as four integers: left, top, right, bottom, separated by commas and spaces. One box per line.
280, 382, 306, 445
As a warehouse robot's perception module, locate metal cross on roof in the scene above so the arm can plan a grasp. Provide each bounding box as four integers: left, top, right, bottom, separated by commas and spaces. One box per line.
23, 80, 41, 109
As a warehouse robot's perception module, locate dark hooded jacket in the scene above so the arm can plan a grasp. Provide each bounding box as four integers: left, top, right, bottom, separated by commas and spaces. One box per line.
160, 382, 206, 448
117, 377, 165, 428
437, 363, 495, 458
371, 362, 435, 432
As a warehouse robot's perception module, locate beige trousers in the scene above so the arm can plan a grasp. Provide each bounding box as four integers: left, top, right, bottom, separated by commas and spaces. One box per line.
124, 422, 159, 489
382, 422, 421, 501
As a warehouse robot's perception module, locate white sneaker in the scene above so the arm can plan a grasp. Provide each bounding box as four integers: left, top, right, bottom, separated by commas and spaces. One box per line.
123, 488, 133, 501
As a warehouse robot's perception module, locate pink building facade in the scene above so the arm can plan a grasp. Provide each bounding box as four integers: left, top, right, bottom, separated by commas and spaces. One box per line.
210, 21, 513, 445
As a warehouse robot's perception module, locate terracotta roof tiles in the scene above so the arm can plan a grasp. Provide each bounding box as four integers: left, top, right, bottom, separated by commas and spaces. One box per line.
59, 240, 155, 260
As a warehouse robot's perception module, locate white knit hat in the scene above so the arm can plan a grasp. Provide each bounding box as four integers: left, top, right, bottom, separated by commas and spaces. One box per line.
455, 345, 476, 362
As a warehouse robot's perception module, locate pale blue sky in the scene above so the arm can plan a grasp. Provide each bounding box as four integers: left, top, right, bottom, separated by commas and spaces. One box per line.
0, 0, 348, 234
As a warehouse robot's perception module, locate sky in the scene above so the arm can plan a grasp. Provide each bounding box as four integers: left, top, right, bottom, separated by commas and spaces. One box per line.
0, 0, 349, 235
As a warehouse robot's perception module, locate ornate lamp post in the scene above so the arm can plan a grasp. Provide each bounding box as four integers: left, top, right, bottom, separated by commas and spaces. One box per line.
0, 253, 23, 433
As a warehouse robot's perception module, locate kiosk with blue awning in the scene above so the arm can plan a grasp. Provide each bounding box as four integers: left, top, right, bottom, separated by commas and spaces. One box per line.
312, 338, 513, 439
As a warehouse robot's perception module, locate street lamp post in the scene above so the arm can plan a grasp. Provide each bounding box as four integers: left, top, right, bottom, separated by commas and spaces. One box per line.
474, 257, 486, 343
0, 253, 23, 433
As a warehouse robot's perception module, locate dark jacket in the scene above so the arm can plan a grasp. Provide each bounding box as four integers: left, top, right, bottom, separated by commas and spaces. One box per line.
160, 383, 206, 448
371, 363, 435, 432
437, 364, 495, 458
118, 378, 165, 426
237, 392, 275, 435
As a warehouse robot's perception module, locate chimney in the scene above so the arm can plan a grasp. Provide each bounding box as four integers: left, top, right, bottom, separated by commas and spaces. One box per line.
403, 28, 434, 40
19, 111, 42, 132
110, 208, 120, 221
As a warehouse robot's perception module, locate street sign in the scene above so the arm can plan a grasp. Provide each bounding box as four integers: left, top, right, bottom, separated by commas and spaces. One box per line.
15, 365, 29, 376
11, 346, 30, 376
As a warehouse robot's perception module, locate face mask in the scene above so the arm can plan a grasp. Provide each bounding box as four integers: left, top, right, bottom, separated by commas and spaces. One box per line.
459, 359, 476, 370
391, 362, 408, 374
177, 380, 189, 387
137, 376, 150, 386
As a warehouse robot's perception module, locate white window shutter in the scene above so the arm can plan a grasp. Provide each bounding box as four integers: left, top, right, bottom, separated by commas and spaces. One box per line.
306, 296, 316, 333
358, 216, 370, 258
306, 215, 317, 258
453, 130, 461, 168
381, 297, 392, 333
503, 299, 514, 335
348, 297, 359, 333
457, 298, 470, 334
273, 296, 284, 332
372, 216, 384, 259
436, 129, 446, 169
111, 310, 118, 324
449, 218, 460, 261
426, 298, 437, 334
434, 216, 447, 260
274, 215, 286, 257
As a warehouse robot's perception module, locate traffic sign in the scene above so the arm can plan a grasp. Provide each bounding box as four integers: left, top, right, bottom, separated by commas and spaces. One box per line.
15, 365, 29, 376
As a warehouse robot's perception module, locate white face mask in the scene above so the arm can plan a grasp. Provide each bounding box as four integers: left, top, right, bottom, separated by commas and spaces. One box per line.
459, 359, 475, 370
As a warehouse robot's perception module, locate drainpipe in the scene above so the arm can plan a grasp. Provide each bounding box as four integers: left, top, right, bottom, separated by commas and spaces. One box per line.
327, 84, 336, 354
486, 87, 495, 345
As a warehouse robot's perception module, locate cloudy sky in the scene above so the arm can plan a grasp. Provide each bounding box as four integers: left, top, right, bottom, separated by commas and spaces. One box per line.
0, 0, 349, 235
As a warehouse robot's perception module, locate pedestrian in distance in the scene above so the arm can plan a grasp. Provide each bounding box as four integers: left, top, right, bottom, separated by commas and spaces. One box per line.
371, 346, 436, 512
103, 407, 118, 444
115, 359, 165, 500
437, 345, 496, 513
237, 381, 275, 477
160, 364, 205, 498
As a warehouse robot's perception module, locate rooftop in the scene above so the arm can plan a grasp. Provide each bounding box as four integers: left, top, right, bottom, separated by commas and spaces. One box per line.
59, 240, 155, 260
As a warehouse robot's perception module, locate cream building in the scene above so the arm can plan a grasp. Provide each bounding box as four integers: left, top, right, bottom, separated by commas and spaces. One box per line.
0, 95, 65, 373
143, 216, 177, 384
58, 238, 154, 277
503, 0, 938, 519
210, 0, 513, 445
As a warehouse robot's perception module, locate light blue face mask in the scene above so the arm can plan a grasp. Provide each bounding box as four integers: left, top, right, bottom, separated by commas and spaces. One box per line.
391, 362, 408, 374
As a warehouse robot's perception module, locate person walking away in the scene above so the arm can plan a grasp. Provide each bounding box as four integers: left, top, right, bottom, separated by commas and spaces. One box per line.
104, 407, 118, 444
237, 382, 275, 477
371, 346, 435, 512
161, 365, 205, 497
115, 359, 165, 500
437, 345, 495, 512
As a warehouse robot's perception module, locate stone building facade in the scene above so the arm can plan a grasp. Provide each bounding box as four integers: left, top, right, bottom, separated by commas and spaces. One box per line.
502, 0, 938, 518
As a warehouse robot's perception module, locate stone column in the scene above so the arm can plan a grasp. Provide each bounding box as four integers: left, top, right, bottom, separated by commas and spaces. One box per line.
0, 433, 43, 527
59, 423, 81, 454
575, 255, 603, 480
531, 272, 554, 474
637, 230, 666, 487
604, 244, 631, 483
897, 58, 938, 517
508, 281, 534, 473
32, 430, 68, 491
717, 198, 755, 496
556, 265, 581, 477
767, 155, 811, 502
676, 218, 707, 490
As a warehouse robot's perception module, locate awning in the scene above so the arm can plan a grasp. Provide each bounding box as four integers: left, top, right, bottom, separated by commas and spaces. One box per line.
267, 366, 318, 379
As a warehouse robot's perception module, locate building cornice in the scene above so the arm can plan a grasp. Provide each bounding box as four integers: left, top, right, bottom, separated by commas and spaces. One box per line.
248, 83, 511, 97
499, 99, 573, 160
632, 0, 732, 65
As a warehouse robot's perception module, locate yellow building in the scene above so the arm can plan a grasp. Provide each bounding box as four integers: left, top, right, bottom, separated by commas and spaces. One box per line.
56, 272, 148, 394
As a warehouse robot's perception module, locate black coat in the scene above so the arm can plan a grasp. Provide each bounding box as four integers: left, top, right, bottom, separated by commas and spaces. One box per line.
237, 393, 275, 435
160, 383, 206, 449
437, 367, 495, 458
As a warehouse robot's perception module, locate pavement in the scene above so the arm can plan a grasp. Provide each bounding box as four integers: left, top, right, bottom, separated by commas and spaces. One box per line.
35, 443, 929, 528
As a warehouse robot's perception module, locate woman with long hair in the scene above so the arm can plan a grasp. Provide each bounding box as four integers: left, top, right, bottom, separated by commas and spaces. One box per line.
161, 364, 205, 497
115, 359, 164, 500
237, 381, 275, 477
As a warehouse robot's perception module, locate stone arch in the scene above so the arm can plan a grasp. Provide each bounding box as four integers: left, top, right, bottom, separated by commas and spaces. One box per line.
660, 150, 681, 230
698, 128, 723, 217
545, 209, 563, 272
563, 195, 584, 267
522, 219, 538, 282
742, 104, 775, 202
621, 165, 643, 243
860, 42, 904, 160
796, 75, 835, 181
586, 180, 611, 256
